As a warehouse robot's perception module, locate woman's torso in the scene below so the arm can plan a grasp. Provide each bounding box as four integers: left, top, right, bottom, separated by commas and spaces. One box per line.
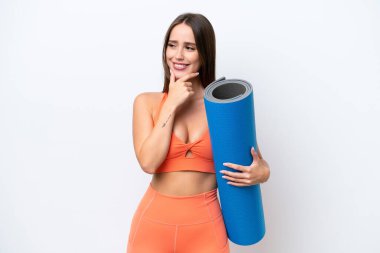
149, 92, 217, 196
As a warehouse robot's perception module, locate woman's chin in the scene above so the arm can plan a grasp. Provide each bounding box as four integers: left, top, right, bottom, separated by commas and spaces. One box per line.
173, 72, 185, 80
173, 70, 196, 80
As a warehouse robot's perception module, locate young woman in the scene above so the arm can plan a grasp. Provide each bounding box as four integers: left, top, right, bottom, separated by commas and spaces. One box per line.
127, 13, 270, 253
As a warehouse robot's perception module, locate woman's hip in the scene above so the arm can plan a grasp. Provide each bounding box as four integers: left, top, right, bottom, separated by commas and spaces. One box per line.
133, 182, 222, 225
127, 183, 229, 252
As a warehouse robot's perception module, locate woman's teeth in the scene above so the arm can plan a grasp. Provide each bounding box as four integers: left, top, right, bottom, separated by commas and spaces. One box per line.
174, 63, 188, 70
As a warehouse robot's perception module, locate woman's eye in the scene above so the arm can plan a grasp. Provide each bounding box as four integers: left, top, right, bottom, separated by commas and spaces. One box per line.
186, 46, 195, 51
168, 43, 176, 48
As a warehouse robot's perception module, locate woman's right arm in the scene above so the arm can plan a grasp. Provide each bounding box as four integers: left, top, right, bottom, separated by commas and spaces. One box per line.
132, 92, 177, 174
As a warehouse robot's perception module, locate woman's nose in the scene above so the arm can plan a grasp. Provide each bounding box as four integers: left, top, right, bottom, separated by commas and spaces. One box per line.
175, 48, 184, 60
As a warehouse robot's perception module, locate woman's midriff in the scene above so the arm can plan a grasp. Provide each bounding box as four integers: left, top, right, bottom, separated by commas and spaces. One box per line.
151, 171, 217, 196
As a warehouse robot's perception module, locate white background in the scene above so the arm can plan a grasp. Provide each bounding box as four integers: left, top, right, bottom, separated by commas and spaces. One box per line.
1, 0, 379, 252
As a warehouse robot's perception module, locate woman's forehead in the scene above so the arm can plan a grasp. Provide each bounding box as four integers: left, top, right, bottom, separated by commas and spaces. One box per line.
169, 23, 195, 43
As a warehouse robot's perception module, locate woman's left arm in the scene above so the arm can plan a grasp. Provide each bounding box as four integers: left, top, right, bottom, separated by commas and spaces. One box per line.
220, 145, 270, 187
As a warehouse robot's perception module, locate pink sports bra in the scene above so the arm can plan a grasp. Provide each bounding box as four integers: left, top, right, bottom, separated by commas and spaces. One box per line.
153, 92, 215, 174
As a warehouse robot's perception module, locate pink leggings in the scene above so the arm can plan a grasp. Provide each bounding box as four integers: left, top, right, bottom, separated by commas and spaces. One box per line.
127, 183, 230, 253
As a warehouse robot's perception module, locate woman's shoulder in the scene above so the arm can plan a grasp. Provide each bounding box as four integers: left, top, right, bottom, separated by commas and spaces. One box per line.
134, 91, 166, 115
134, 91, 166, 105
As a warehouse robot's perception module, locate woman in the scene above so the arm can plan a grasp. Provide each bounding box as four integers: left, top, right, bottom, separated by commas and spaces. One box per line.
127, 13, 270, 253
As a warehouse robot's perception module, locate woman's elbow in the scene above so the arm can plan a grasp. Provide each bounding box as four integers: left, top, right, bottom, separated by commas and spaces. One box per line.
139, 160, 157, 174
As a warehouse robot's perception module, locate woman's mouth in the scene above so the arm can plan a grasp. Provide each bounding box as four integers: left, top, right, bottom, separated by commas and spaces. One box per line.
173, 63, 189, 71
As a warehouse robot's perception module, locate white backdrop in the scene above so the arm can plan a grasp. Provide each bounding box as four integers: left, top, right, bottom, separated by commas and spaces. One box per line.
1, 0, 379, 252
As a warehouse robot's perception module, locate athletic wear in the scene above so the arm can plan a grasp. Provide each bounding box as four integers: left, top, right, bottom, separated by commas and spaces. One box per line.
153, 92, 215, 174
127, 183, 230, 253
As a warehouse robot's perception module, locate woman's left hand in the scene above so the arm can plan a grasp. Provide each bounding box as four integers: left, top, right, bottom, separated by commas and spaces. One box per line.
220, 146, 270, 187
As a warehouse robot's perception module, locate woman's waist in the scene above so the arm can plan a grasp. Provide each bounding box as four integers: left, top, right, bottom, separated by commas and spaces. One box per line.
151, 170, 217, 196
138, 181, 221, 225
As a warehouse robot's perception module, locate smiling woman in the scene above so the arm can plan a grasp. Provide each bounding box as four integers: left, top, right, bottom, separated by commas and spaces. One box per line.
127, 12, 269, 253
127, 13, 230, 253
126, 13, 231, 253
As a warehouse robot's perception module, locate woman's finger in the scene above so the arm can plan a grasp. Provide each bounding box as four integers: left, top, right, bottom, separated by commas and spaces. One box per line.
222, 162, 250, 173
221, 170, 249, 179
170, 68, 175, 84
251, 147, 260, 163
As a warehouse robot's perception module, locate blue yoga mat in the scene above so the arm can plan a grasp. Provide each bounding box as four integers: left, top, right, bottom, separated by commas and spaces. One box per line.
203, 77, 266, 245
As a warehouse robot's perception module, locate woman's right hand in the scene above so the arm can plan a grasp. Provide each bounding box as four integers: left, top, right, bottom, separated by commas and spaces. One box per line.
166, 69, 199, 111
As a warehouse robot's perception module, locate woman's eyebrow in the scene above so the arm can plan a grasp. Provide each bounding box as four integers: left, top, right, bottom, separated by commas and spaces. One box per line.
168, 40, 196, 46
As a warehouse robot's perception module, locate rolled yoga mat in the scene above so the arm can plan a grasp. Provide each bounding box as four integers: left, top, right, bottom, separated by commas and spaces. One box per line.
203, 77, 266, 245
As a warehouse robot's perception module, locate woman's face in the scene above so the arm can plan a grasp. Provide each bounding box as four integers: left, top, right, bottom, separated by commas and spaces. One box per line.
166, 23, 201, 80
